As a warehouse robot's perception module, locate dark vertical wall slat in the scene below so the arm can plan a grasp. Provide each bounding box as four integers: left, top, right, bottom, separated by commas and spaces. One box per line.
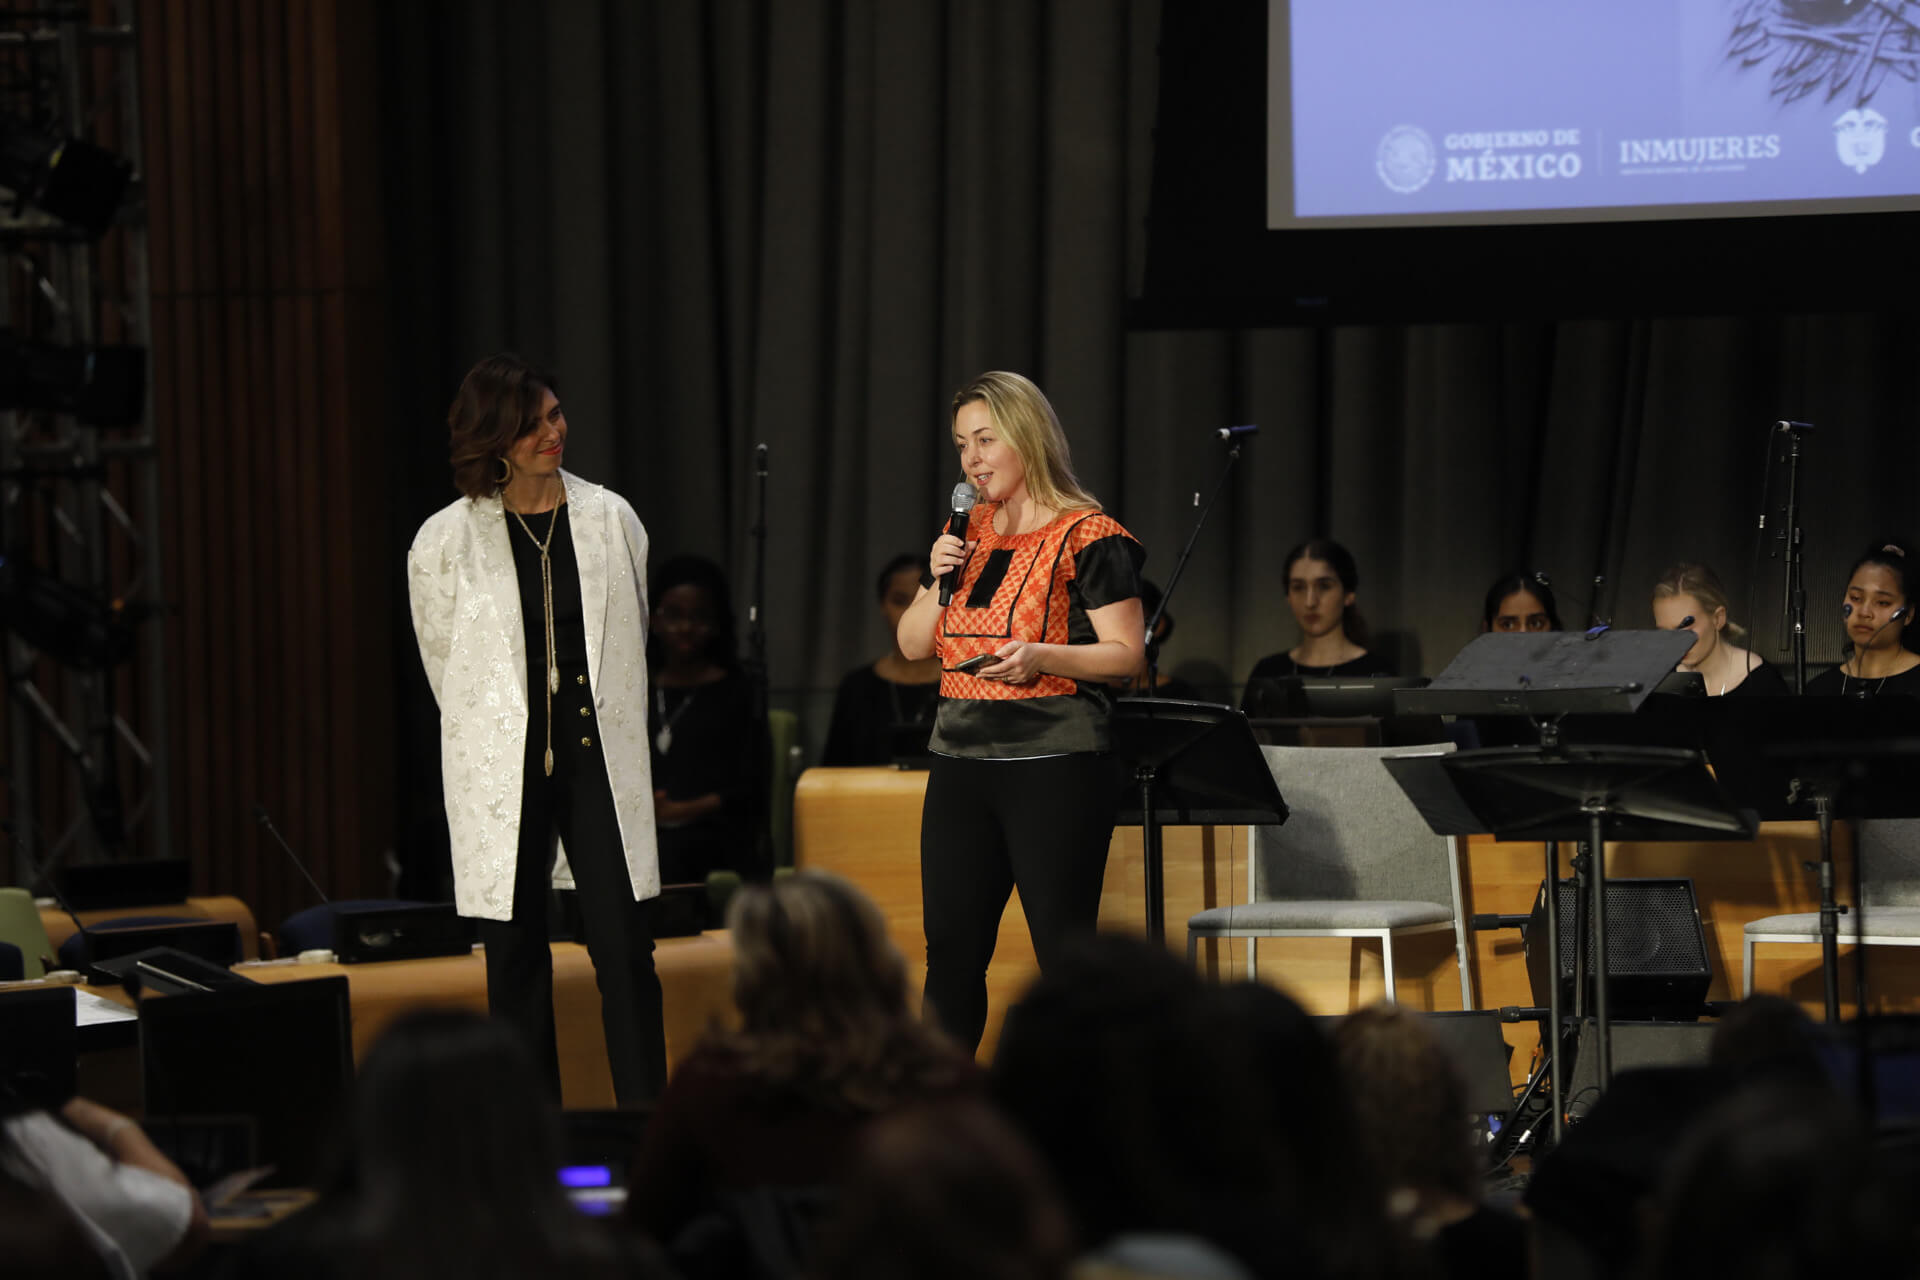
140, 0, 388, 929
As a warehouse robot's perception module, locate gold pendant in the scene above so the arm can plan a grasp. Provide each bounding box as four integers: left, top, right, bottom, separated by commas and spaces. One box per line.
544, 748, 554, 777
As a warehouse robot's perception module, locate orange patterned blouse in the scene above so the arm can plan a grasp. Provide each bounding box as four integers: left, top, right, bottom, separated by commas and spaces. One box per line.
928, 502, 1145, 758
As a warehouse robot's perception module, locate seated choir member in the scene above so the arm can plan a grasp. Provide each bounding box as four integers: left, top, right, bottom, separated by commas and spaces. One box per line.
1649, 563, 1788, 696
821, 553, 942, 766
1241, 538, 1394, 709
625, 872, 977, 1260
647, 554, 769, 882
1803, 540, 1920, 698
1482, 570, 1562, 633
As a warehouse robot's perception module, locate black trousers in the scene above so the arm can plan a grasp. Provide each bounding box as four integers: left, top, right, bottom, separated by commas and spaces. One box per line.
919, 751, 1123, 1053
477, 668, 667, 1105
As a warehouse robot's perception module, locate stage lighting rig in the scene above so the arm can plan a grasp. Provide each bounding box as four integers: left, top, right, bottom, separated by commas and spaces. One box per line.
0, 550, 136, 670
0, 330, 145, 427
0, 120, 132, 238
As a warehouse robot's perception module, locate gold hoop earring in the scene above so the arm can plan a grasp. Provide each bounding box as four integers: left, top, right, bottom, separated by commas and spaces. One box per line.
495, 457, 511, 486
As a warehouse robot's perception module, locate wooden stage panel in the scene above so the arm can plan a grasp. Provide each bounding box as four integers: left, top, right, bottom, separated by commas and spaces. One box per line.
795, 766, 1916, 1078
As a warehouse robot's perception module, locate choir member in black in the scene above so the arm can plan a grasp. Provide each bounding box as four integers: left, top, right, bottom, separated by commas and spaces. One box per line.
1650, 563, 1789, 696
647, 555, 770, 882
1241, 538, 1394, 711
822, 554, 943, 765
1804, 540, 1920, 698
1482, 571, 1562, 633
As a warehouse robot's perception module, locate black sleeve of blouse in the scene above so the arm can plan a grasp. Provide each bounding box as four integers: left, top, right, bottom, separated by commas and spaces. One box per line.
1073, 533, 1146, 611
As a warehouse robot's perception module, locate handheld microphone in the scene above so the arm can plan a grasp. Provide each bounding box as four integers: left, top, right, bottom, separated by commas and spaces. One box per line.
255, 804, 331, 905
937, 483, 978, 607
754, 442, 769, 476
1776, 420, 1817, 434
1214, 424, 1259, 441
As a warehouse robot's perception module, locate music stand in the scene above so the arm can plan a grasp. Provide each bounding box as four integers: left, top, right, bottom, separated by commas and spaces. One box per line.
1383, 628, 1742, 1144
1110, 699, 1289, 942
1705, 696, 1920, 1024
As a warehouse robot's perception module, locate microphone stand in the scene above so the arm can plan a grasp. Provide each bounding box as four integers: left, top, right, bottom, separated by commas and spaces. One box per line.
1779, 425, 1810, 693
744, 444, 772, 877
1129, 433, 1247, 942
1144, 435, 1248, 692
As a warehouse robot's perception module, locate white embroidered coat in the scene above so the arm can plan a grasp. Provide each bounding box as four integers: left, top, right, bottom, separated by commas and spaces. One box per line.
406, 470, 661, 922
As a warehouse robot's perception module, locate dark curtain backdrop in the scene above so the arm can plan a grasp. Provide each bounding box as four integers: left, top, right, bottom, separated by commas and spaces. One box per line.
378, 0, 1920, 808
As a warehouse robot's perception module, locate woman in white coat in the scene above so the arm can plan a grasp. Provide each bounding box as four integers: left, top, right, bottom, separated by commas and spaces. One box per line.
408, 353, 665, 1104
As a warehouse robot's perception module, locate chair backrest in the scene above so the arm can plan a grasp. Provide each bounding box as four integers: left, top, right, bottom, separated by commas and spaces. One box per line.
0, 886, 56, 979
1857, 819, 1920, 908
1253, 744, 1457, 906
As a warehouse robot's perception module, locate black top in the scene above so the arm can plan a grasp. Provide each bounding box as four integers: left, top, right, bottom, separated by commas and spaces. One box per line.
1803, 661, 1920, 699
1723, 660, 1791, 697
505, 504, 587, 691
1239, 651, 1397, 712
648, 670, 766, 812
822, 665, 941, 766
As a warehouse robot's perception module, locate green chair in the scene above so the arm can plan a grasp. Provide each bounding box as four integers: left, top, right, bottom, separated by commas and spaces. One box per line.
0, 886, 58, 979
767, 708, 804, 868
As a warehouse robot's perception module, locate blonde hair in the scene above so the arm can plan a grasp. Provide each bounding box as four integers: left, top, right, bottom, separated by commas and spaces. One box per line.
1652, 562, 1747, 643
951, 371, 1100, 515
714, 871, 966, 1112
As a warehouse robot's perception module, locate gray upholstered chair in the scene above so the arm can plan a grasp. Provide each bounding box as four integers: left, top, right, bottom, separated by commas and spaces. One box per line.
1743, 818, 1920, 996
1186, 743, 1473, 1009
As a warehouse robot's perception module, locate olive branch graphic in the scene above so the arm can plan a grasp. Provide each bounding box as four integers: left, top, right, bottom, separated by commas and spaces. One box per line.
1727, 0, 1920, 106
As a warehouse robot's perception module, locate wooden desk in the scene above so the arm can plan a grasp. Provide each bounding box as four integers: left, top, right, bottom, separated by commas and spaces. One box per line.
79, 933, 737, 1110
794, 766, 1918, 1079
41, 896, 262, 961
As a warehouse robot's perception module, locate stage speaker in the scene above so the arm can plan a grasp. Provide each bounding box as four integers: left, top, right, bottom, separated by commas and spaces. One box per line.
329, 902, 473, 963
1524, 877, 1711, 1017
1565, 1018, 1717, 1119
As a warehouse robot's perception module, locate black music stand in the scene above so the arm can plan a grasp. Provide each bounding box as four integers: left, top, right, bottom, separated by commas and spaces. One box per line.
1706, 697, 1920, 1024
1384, 628, 1745, 1144
1110, 699, 1289, 943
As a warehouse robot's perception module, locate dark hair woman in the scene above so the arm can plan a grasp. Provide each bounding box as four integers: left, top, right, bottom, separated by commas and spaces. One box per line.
821, 554, 945, 766
407, 352, 666, 1104
1240, 538, 1393, 710
626, 872, 976, 1257
1804, 539, 1920, 698
894, 372, 1147, 1054
645, 554, 770, 883
1482, 571, 1562, 633
228, 1011, 664, 1280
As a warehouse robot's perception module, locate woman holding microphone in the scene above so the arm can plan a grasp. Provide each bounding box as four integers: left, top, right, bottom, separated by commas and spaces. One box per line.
896, 371, 1146, 1053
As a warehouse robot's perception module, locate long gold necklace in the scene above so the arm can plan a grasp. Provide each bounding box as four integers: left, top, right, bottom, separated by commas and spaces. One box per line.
509, 500, 562, 776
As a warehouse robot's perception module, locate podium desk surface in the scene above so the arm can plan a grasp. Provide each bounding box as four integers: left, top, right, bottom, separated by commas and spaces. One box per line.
80, 932, 736, 1111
